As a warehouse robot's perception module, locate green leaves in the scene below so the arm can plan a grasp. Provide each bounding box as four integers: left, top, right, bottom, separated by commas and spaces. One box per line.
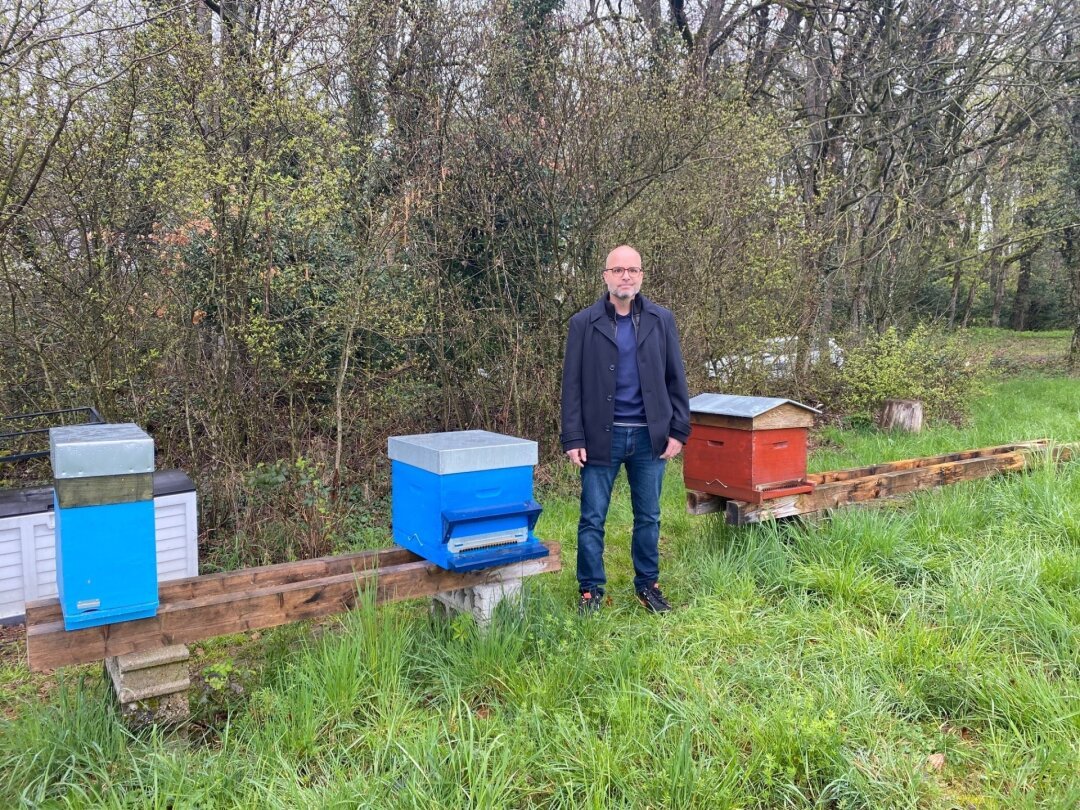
835, 325, 986, 424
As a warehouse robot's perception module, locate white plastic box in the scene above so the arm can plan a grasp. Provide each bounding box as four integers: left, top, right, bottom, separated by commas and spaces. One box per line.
0, 470, 197, 623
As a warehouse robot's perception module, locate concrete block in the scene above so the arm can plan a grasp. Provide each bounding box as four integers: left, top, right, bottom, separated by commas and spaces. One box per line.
105, 644, 191, 726
432, 557, 548, 626
434, 579, 523, 626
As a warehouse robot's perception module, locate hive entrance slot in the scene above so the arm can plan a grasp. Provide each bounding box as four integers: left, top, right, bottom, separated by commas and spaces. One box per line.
457, 537, 521, 553
448, 526, 528, 554
756, 478, 807, 492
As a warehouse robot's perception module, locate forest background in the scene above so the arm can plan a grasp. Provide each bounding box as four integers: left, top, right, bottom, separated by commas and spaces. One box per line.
2, 0, 1079, 565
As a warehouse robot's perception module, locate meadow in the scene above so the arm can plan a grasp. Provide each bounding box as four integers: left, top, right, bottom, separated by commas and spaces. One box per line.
1, 339, 1078, 808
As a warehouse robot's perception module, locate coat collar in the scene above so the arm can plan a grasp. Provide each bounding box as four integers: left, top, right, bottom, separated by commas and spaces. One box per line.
587, 293, 659, 346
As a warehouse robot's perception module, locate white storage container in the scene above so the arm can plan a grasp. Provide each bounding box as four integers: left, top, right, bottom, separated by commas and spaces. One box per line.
0, 470, 197, 623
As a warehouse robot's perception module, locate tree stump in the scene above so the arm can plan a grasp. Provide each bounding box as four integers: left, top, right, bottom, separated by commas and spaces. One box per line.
878, 399, 923, 432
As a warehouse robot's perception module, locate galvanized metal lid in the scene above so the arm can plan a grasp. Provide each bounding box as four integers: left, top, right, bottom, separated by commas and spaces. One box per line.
49, 423, 155, 479
689, 393, 820, 417
388, 430, 537, 475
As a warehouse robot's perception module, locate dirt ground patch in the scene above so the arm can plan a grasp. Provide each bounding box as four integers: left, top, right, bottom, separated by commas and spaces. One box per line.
0, 622, 25, 666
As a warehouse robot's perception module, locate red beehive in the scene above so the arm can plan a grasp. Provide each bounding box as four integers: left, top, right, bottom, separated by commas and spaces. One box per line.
684, 394, 820, 504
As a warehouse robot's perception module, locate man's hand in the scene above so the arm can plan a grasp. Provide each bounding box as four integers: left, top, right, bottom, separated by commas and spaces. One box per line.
659, 437, 683, 460
566, 447, 587, 468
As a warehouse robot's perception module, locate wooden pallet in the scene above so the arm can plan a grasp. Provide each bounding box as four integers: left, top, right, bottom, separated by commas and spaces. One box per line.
686, 440, 1073, 525
25, 542, 561, 671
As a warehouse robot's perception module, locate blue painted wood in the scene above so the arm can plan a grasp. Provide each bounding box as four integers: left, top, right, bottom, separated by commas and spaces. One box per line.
391, 460, 547, 572
55, 495, 158, 630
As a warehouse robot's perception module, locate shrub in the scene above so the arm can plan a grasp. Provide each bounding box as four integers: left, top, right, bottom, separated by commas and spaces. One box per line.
239, 457, 337, 563
830, 325, 984, 424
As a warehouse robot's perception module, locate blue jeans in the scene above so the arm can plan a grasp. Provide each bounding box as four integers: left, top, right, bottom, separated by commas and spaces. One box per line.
577, 426, 667, 595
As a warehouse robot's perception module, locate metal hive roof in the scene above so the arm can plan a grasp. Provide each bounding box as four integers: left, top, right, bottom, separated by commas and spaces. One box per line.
689, 393, 820, 417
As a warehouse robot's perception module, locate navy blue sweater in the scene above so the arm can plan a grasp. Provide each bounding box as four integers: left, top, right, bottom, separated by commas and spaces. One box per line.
613, 313, 646, 423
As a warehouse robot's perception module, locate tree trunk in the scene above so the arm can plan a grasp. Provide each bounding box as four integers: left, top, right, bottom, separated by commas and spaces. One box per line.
1011, 206, 1038, 331
961, 276, 978, 328
1071, 320, 1080, 370
1011, 251, 1032, 331
878, 399, 923, 432
990, 250, 1006, 327
947, 261, 962, 328
1065, 225, 1080, 369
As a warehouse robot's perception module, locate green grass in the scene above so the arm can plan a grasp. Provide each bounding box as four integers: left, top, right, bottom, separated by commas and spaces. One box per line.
2, 371, 1079, 807
812, 375, 1080, 472
958, 327, 1072, 366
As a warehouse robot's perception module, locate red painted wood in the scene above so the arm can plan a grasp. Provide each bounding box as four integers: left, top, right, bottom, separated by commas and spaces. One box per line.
750, 428, 809, 487
684, 422, 811, 504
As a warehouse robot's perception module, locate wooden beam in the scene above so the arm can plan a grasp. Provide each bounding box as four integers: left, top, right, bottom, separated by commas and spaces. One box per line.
685, 441, 1073, 524
25, 546, 418, 626
806, 441, 1048, 485
26, 543, 561, 671
686, 488, 726, 515
727, 445, 1072, 525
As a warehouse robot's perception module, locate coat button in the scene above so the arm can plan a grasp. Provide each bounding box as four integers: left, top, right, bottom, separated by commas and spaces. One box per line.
606, 395, 612, 401
604, 425, 610, 432
608, 364, 615, 371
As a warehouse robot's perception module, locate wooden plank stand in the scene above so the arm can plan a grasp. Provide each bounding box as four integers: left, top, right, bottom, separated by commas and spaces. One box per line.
686, 441, 1073, 524
25, 543, 562, 681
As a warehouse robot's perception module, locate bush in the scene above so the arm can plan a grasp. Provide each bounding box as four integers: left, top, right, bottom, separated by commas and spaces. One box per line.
829, 325, 984, 424
236, 457, 337, 564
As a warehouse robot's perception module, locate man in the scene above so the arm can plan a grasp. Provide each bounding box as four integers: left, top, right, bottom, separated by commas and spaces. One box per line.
560, 245, 691, 614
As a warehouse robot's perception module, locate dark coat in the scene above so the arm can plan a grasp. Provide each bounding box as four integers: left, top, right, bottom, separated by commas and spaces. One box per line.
560, 293, 691, 465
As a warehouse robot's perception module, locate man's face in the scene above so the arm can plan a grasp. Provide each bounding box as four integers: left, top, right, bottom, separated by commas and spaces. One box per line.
604, 249, 643, 301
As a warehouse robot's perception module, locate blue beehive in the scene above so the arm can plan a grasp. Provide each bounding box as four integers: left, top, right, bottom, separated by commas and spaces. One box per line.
50, 424, 158, 630
388, 430, 548, 571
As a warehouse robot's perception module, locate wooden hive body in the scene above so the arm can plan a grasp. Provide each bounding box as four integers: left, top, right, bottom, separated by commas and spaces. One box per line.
683, 396, 817, 504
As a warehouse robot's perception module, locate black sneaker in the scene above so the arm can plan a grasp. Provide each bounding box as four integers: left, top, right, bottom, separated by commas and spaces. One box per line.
636, 583, 672, 614
578, 590, 602, 615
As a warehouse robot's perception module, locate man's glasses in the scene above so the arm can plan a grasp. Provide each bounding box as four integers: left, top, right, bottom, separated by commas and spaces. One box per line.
606, 267, 642, 276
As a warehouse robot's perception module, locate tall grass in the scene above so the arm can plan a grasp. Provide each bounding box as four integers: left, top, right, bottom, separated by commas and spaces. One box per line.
1, 374, 1078, 808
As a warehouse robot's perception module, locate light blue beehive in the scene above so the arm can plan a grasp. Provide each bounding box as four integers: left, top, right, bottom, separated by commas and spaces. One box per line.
50, 423, 158, 630
388, 430, 548, 571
